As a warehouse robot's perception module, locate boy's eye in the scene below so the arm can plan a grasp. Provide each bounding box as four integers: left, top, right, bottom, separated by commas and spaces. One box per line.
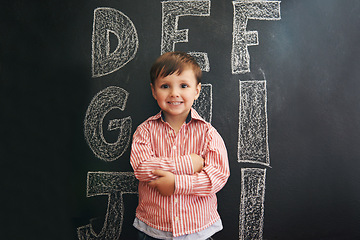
160, 84, 169, 89
181, 84, 188, 88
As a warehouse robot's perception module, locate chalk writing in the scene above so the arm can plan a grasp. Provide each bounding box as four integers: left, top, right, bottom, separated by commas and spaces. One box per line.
161, 0, 210, 71
92, 7, 139, 77
234, 2, 280, 239
231, 1, 281, 74
193, 83, 212, 123
239, 168, 266, 240
238, 80, 269, 166
80, 1, 281, 239
84, 86, 132, 162
77, 172, 138, 239
188, 51, 210, 72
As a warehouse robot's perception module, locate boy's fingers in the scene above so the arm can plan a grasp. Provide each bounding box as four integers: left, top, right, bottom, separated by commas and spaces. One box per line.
148, 179, 157, 188
152, 169, 166, 177
148, 170, 167, 188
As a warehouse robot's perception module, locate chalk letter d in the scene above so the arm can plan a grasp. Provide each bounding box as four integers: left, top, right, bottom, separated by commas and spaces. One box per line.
92, 7, 138, 77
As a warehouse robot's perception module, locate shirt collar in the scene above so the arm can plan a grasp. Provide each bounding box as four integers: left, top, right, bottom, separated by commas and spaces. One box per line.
148, 108, 206, 124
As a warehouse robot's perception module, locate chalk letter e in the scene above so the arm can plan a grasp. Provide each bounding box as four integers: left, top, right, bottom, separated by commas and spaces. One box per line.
161, 0, 210, 72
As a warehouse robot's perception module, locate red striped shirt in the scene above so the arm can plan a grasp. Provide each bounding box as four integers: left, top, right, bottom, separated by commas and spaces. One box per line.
130, 109, 230, 237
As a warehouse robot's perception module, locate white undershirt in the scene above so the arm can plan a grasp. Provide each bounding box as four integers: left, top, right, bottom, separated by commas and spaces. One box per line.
134, 217, 223, 240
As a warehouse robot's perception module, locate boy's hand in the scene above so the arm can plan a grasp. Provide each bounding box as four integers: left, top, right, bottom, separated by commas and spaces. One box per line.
148, 170, 175, 196
190, 153, 204, 173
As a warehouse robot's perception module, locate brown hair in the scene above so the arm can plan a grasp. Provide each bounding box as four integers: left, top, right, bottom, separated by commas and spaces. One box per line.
150, 51, 202, 85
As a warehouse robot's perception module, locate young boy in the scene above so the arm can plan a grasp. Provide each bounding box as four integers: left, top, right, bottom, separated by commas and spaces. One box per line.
130, 51, 230, 240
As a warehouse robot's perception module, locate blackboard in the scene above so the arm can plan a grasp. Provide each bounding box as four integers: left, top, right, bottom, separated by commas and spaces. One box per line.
2, 0, 360, 239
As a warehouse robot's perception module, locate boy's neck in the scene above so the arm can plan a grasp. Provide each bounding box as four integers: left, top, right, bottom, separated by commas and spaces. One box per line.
163, 111, 190, 133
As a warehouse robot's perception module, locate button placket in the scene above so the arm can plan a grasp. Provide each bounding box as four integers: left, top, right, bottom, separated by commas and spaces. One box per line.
170, 128, 180, 158
172, 195, 180, 229
167, 127, 175, 156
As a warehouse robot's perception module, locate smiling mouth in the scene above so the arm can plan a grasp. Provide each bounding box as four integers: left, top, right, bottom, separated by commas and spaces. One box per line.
168, 101, 182, 105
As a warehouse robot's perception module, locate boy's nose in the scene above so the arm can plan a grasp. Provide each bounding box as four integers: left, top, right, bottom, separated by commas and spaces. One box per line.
170, 88, 180, 97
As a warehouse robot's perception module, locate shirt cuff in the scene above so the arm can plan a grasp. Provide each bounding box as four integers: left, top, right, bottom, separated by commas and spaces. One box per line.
174, 174, 193, 195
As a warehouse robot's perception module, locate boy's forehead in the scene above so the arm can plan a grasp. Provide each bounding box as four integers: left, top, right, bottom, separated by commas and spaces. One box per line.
159, 65, 194, 76
155, 68, 197, 82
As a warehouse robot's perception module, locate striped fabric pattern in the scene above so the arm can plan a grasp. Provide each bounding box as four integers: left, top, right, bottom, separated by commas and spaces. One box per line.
130, 109, 230, 237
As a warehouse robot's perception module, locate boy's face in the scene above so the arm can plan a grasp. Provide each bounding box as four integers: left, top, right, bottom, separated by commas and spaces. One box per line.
151, 68, 201, 122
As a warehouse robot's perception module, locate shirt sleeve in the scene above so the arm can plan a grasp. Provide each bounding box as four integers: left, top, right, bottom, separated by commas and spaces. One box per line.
174, 127, 230, 196
130, 123, 194, 182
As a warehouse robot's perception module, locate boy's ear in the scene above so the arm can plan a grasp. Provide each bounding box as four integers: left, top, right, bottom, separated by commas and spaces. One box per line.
150, 83, 157, 100
194, 83, 201, 100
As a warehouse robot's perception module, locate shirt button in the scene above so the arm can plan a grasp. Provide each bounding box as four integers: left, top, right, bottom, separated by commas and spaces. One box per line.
175, 217, 179, 221
172, 145, 177, 150
174, 198, 178, 203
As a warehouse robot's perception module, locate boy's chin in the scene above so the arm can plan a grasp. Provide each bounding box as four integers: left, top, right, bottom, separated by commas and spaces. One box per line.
162, 108, 191, 118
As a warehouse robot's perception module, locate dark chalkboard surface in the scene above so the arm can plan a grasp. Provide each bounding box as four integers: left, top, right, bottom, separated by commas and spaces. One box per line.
2, 0, 360, 239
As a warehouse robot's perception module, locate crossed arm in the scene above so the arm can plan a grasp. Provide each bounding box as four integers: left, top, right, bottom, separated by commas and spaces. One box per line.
130, 125, 229, 197
147, 153, 204, 196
